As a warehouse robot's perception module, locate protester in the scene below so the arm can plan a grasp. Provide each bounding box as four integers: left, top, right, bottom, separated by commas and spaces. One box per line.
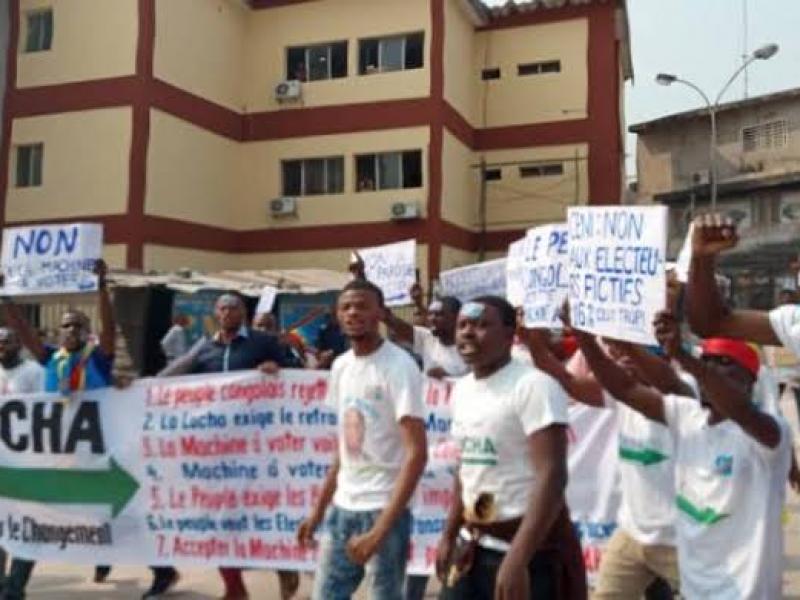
436, 296, 586, 600
316, 311, 349, 370
160, 314, 189, 363
0, 260, 117, 599
297, 278, 427, 599
686, 214, 800, 355
149, 293, 296, 600
576, 310, 791, 598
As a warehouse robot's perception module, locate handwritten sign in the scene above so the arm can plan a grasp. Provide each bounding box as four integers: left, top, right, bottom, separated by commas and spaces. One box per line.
567, 206, 668, 345
506, 224, 569, 328
1, 223, 103, 295
358, 239, 416, 307
438, 259, 506, 302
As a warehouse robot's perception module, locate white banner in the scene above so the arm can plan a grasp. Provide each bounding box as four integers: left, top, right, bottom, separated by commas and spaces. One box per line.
567, 206, 668, 345
358, 240, 416, 307
439, 259, 506, 303
506, 224, 569, 328
1, 223, 103, 295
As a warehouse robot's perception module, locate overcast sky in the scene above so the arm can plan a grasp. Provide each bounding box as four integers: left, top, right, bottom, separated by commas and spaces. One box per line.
485, 0, 800, 178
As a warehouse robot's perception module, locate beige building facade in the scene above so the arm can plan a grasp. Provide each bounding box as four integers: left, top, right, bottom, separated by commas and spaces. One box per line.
2, 0, 630, 280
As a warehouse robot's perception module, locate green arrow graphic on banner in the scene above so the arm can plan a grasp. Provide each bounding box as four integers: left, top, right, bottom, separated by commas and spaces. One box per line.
0, 458, 139, 518
619, 446, 668, 466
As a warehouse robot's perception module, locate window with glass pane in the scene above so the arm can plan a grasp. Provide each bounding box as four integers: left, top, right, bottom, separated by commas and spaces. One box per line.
402, 151, 422, 188
356, 155, 376, 191
286, 47, 306, 81
326, 158, 344, 194
302, 159, 326, 195
404, 33, 424, 69
282, 160, 302, 196
307, 46, 330, 81
16, 144, 43, 188
331, 42, 347, 79
359, 40, 380, 74
380, 37, 404, 72
378, 152, 402, 189
25, 9, 53, 53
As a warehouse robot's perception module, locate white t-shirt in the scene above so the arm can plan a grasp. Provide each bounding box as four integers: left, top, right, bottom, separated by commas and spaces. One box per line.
0, 359, 45, 394
451, 360, 568, 523
770, 304, 800, 357
605, 393, 676, 547
412, 326, 468, 376
663, 394, 791, 599
327, 340, 425, 511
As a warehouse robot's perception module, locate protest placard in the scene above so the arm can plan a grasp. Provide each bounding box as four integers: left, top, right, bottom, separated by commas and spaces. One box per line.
438, 258, 506, 302
357, 239, 416, 307
255, 285, 279, 315
567, 206, 668, 345
505, 224, 569, 328
0, 223, 103, 295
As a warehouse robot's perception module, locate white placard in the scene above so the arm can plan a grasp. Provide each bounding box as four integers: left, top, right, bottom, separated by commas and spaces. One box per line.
505, 224, 569, 328
438, 258, 506, 302
567, 206, 668, 345
357, 239, 416, 307
1, 223, 103, 295
255, 286, 278, 315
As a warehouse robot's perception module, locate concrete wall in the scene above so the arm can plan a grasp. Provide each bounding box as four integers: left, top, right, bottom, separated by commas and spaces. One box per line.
17, 0, 137, 88
6, 108, 132, 222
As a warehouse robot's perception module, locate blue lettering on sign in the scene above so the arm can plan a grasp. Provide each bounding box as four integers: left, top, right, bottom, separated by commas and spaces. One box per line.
13, 227, 80, 260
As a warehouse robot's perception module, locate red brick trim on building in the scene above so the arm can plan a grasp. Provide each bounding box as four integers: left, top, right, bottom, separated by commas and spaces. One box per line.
0, 0, 20, 230
1, 0, 622, 272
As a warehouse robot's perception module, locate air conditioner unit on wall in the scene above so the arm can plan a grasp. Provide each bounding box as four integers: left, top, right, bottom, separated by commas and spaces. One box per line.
391, 202, 421, 220
274, 80, 301, 102
269, 197, 297, 217
691, 170, 711, 185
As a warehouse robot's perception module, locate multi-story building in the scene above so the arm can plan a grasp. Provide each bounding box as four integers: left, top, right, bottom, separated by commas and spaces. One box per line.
631, 86, 800, 308
1, 0, 631, 283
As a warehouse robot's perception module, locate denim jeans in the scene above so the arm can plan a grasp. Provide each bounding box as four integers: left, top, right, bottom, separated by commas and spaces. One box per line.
313, 506, 412, 600
404, 574, 429, 600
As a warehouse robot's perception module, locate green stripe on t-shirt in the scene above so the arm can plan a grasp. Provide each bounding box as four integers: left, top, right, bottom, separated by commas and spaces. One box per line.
619, 446, 668, 466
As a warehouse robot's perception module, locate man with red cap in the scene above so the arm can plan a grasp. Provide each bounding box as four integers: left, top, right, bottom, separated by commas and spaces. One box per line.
574, 310, 792, 599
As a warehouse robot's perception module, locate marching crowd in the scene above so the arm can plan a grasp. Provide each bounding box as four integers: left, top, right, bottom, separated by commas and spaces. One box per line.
0, 215, 798, 600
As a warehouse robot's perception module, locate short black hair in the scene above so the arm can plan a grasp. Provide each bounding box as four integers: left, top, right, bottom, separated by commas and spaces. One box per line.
341, 279, 385, 307
470, 295, 516, 327
439, 296, 462, 315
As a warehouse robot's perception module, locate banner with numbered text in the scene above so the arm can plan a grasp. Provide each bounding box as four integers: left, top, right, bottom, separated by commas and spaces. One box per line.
0, 369, 616, 580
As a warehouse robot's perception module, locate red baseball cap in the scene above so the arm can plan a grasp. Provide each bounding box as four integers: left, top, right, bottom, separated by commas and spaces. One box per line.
700, 338, 760, 378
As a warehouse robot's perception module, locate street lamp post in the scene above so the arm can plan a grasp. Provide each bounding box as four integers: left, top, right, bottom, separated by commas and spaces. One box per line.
655, 43, 779, 211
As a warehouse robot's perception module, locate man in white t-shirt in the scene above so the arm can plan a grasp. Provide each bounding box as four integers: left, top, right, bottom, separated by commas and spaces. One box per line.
686, 214, 800, 355
435, 296, 586, 599
576, 311, 791, 599
297, 279, 427, 600
0, 328, 44, 395
384, 284, 468, 379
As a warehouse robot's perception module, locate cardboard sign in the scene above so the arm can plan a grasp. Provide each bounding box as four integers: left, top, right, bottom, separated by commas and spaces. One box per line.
439, 259, 506, 302
357, 240, 416, 307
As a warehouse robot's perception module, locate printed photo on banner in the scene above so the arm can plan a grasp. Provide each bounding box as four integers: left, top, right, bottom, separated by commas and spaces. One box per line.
506, 224, 569, 328
0, 223, 103, 296
356, 239, 416, 307
438, 258, 506, 303
567, 206, 668, 345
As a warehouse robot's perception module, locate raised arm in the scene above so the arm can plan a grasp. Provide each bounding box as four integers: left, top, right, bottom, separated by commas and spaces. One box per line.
495, 424, 568, 599
345, 416, 427, 564
687, 216, 779, 345
522, 328, 604, 407
608, 340, 696, 398
573, 330, 666, 424
95, 260, 116, 357
0, 300, 47, 362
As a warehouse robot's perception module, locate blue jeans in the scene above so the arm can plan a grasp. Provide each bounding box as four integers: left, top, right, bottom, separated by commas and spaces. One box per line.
313, 506, 412, 600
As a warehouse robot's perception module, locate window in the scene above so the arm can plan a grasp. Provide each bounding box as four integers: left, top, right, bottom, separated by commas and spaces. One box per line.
519, 163, 564, 178
359, 32, 424, 75
16, 144, 43, 187
742, 120, 788, 152
282, 157, 344, 196
517, 60, 561, 76
356, 151, 422, 191
286, 41, 347, 82
25, 9, 53, 53
481, 67, 501, 81
484, 168, 502, 181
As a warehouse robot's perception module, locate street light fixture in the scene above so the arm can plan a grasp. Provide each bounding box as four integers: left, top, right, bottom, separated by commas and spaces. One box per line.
654, 43, 779, 210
